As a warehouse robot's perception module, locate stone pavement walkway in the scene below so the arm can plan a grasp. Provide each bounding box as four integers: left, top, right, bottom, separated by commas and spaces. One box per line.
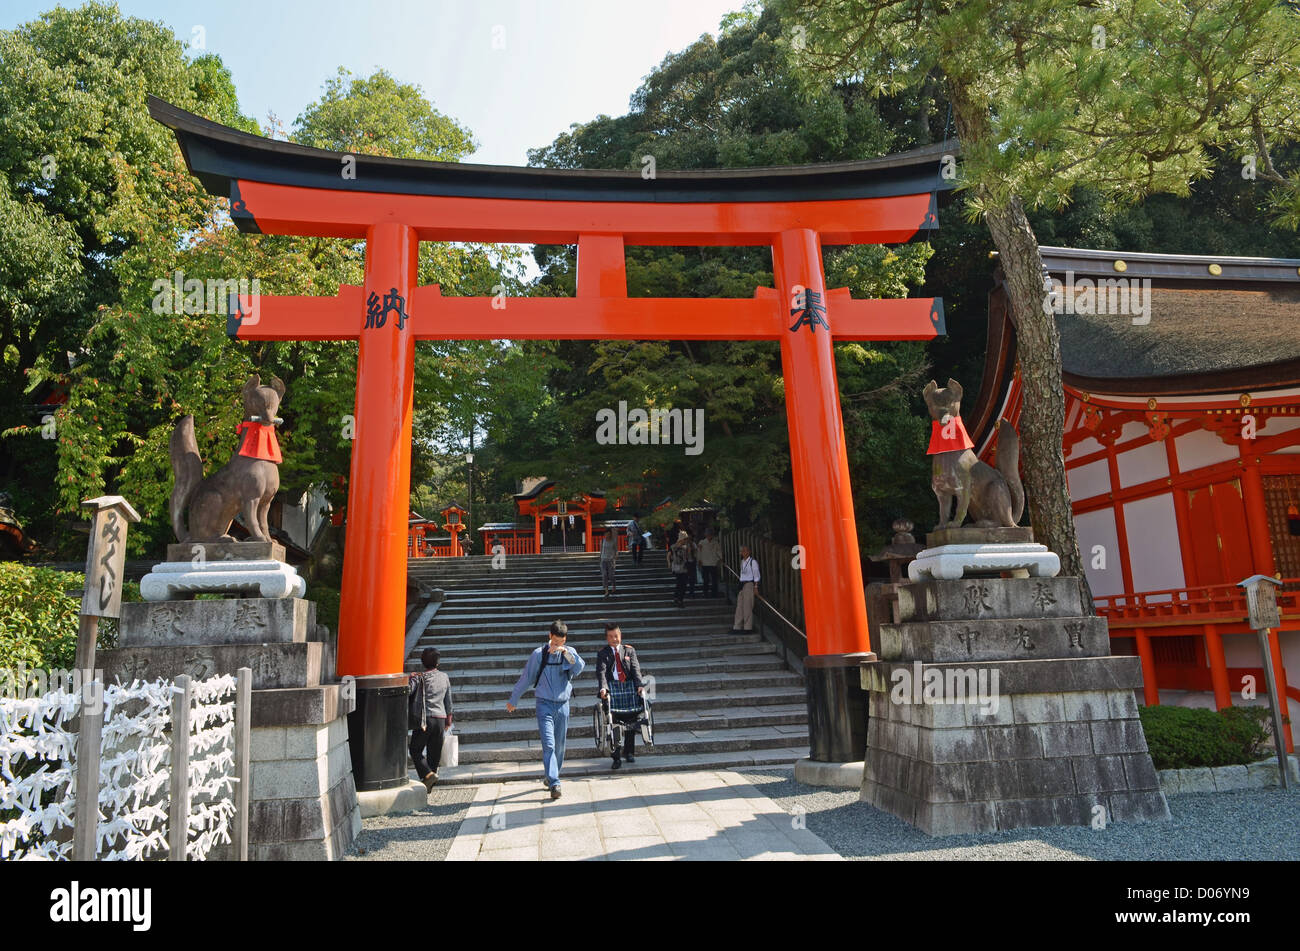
445, 769, 842, 861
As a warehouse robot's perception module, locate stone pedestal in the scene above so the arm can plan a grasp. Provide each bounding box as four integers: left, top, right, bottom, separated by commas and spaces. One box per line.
99, 578, 362, 860
140, 559, 306, 601
861, 573, 1169, 835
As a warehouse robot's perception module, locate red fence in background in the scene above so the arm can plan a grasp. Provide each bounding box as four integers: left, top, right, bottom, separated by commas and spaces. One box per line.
1096, 579, 1300, 634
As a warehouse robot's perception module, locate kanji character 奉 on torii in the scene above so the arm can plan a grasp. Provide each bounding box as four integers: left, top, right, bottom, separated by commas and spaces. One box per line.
150, 96, 954, 780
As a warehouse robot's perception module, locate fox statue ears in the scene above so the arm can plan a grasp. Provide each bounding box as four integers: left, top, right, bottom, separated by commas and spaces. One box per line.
242, 373, 286, 399
923, 378, 963, 399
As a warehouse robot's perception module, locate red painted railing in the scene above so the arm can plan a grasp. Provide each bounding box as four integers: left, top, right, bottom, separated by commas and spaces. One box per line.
486, 536, 536, 556
1096, 579, 1300, 630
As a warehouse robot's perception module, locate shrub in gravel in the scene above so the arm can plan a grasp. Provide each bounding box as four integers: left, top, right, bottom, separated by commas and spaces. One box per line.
1140, 705, 1274, 769
1217, 705, 1274, 760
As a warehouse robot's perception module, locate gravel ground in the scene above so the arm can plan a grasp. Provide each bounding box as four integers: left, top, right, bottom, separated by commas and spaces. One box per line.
736, 767, 1300, 860
345, 785, 477, 861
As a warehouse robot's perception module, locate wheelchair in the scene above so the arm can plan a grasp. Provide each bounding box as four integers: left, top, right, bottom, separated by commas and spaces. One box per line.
592, 680, 655, 756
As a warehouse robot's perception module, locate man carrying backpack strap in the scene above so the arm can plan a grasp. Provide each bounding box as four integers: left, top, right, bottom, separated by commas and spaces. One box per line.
507, 619, 586, 799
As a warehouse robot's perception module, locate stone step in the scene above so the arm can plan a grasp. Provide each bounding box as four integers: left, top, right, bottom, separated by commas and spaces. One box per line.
404, 553, 805, 787
427, 653, 787, 684
452, 704, 809, 743
428, 631, 764, 660
452, 685, 807, 719
429, 641, 777, 672
414, 562, 671, 578
446, 669, 805, 702
417, 579, 689, 599
416, 616, 738, 644
425, 747, 808, 785
426, 604, 733, 628
456, 724, 810, 763
410, 575, 681, 591
434, 595, 728, 615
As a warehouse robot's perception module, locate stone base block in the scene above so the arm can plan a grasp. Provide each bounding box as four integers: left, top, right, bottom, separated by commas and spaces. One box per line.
1160, 756, 1299, 794
247, 715, 361, 860
891, 576, 1089, 624
794, 757, 865, 789
100, 642, 324, 690
878, 616, 1110, 663
908, 543, 1060, 582
253, 683, 355, 727
358, 780, 429, 818
926, 526, 1035, 547
166, 540, 286, 563
861, 660, 1169, 835
141, 559, 306, 601
119, 597, 316, 648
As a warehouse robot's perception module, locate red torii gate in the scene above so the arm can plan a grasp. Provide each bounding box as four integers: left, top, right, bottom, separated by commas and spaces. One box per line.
151, 98, 950, 783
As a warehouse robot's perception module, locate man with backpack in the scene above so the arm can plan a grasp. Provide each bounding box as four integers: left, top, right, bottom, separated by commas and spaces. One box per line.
408, 647, 453, 792
506, 620, 586, 799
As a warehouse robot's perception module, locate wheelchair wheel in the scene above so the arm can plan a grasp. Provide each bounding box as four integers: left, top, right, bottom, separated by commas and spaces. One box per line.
592, 699, 610, 755
640, 697, 655, 747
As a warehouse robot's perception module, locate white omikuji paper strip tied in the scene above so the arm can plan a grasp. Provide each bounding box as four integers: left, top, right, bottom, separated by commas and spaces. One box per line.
0, 673, 240, 861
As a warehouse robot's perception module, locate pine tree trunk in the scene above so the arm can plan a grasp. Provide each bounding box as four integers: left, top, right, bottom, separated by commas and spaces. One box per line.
946, 82, 1094, 608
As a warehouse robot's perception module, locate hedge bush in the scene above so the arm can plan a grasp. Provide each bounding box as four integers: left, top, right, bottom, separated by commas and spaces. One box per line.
0, 563, 83, 672
1139, 704, 1276, 770
0, 562, 138, 674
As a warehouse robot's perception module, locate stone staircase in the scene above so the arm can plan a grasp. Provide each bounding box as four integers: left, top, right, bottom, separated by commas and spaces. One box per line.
406, 552, 809, 783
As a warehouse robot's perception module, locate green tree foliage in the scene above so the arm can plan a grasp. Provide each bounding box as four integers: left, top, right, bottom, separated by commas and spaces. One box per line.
779, 0, 1300, 586
0, 563, 82, 671
505, 6, 939, 550
294, 67, 476, 160
1, 12, 524, 555
0, 2, 256, 545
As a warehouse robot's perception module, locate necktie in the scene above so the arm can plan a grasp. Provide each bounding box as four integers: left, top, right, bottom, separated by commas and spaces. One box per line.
615, 649, 626, 682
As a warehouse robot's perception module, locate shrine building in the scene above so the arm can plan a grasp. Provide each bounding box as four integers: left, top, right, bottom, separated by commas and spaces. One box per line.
969, 246, 1300, 748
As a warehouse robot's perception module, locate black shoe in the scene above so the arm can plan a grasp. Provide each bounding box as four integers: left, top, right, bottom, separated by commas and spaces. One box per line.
611, 758, 621, 770
625, 755, 636, 764
542, 777, 552, 789
550, 785, 562, 800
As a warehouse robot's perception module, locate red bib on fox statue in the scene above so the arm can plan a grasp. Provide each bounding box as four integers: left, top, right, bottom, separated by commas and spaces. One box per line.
236, 421, 283, 463
927, 417, 974, 454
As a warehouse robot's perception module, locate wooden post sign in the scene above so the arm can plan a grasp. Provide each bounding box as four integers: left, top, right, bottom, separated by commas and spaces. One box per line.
1243, 574, 1282, 631
80, 496, 141, 620
1237, 574, 1289, 791
72, 496, 140, 861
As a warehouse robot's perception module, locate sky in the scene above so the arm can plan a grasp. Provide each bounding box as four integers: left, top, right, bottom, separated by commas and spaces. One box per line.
1, 0, 749, 165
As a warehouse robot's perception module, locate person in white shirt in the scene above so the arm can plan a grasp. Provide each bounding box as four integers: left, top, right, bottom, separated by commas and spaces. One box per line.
696, 528, 722, 598
732, 544, 761, 634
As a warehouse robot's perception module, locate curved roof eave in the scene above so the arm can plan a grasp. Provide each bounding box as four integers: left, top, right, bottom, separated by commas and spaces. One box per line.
148, 96, 959, 207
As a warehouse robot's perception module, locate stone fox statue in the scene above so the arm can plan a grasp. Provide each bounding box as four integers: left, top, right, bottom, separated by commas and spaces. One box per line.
923, 378, 1024, 529
170, 374, 285, 543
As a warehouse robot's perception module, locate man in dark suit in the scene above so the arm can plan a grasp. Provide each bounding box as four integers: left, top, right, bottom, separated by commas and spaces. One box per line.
595, 621, 646, 770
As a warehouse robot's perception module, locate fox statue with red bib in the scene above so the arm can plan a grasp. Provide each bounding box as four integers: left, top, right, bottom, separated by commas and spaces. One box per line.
923, 378, 1023, 530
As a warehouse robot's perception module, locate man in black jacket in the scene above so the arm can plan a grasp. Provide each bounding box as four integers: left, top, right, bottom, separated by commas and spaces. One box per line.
595, 621, 646, 770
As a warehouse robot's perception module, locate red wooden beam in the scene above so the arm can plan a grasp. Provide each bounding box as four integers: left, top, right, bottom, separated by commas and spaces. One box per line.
235, 284, 946, 343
